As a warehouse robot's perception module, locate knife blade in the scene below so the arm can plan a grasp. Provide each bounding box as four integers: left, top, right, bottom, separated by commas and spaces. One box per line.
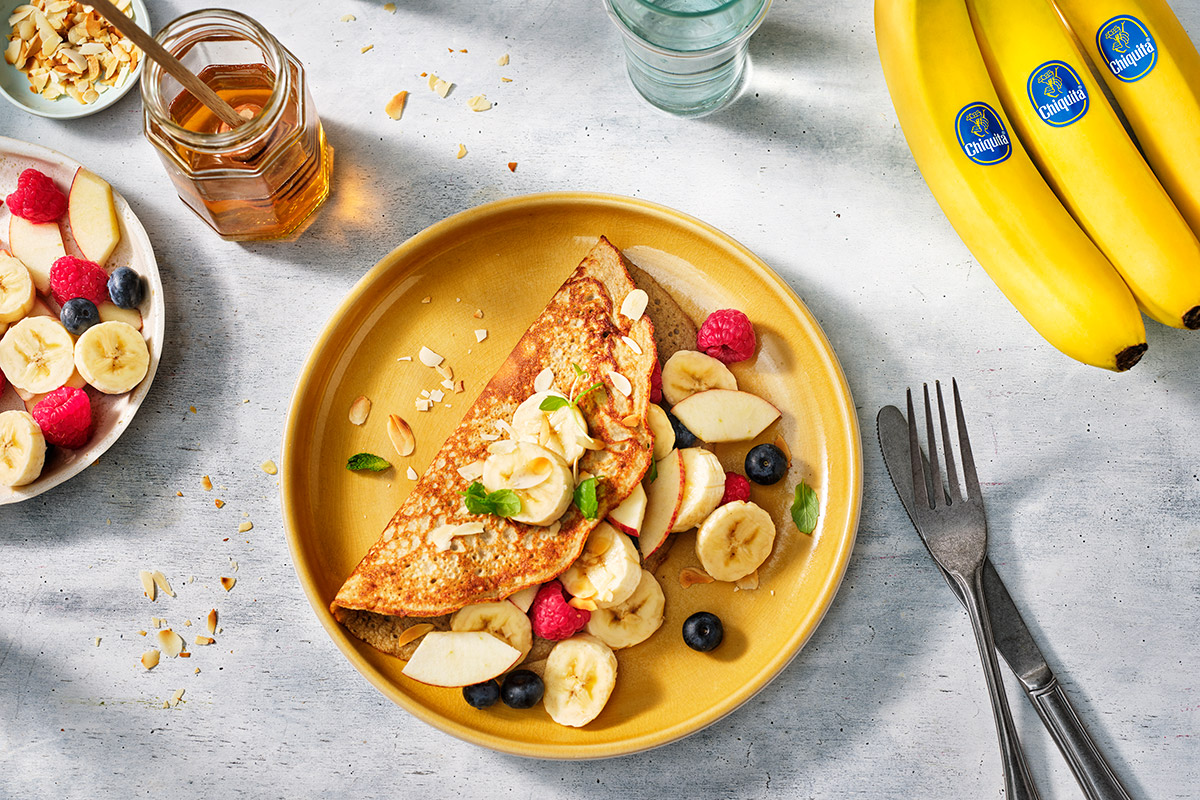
877, 404, 1134, 800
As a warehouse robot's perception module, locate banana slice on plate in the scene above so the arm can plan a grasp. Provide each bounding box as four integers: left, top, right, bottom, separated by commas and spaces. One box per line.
695, 500, 776, 582
481, 440, 574, 526
661, 350, 737, 406
450, 600, 533, 663
543, 634, 618, 728
560, 521, 641, 608
74, 320, 149, 395
0, 316, 75, 394
671, 447, 726, 532
585, 569, 665, 649
0, 255, 36, 324
511, 390, 602, 466
0, 410, 47, 487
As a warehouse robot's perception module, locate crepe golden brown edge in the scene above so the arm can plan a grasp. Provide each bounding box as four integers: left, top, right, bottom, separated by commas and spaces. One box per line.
331, 239, 698, 660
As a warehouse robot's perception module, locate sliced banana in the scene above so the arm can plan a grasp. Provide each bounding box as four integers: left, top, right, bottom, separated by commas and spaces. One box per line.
560, 521, 641, 608
661, 350, 737, 406
585, 569, 665, 650
695, 500, 776, 582
543, 634, 618, 728
0, 255, 36, 324
73, 320, 149, 395
647, 402, 675, 461
0, 316, 76, 394
481, 441, 574, 526
0, 410, 46, 487
671, 448, 726, 532
450, 600, 533, 663
511, 390, 602, 466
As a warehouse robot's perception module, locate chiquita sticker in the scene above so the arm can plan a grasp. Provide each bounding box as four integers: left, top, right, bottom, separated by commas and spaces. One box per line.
1097, 15, 1158, 82
955, 102, 1012, 165
1027, 60, 1089, 127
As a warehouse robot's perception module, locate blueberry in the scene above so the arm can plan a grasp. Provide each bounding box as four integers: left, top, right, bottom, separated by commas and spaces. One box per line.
462, 680, 501, 709
59, 297, 100, 335
745, 443, 787, 485
107, 266, 145, 309
666, 409, 699, 448
500, 669, 544, 709
682, 611, 724, 652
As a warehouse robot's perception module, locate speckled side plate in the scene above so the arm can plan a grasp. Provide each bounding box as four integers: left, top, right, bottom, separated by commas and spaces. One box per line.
280, 193, 862, 759
0, 136, 164, 504
0, 0, 149, 120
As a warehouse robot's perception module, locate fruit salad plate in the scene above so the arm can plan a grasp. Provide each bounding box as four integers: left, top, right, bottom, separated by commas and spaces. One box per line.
0, 136, 164, 504
281, 193, 861, 759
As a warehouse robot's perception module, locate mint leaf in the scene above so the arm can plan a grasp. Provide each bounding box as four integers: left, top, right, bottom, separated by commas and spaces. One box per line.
574, 476, 599, 519
574, 381, 604, 406
572, 362, 585, 377
646, 459, 657, 484
791, 482, 819, 534
347, 453, 391, 472
539, 395, 571, 412
460, 481, 522, 518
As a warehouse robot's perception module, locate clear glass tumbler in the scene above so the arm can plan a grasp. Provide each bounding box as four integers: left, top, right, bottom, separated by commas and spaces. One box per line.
604, 0, 772, 117
140, 9, 332, 241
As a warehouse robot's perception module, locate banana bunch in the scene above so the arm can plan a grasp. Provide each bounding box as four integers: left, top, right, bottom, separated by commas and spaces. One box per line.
876, 0, 1200, 370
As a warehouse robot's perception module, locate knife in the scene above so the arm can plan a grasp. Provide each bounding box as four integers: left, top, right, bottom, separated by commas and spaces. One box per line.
877, 405, 1134, 800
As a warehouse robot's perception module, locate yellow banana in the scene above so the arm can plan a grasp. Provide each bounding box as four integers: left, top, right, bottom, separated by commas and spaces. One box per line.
1054, 0, 1200, 242
876, 0, 1147, 370
967, 0, 1200, 329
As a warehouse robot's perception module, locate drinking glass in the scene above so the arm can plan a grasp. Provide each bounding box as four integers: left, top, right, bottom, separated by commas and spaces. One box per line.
604, 0, 772, 117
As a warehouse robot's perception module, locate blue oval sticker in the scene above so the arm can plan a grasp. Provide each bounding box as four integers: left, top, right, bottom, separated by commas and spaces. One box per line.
1027, 61, 1089, 127
955, 102, 1012, 165
1097, 15, 1158, 82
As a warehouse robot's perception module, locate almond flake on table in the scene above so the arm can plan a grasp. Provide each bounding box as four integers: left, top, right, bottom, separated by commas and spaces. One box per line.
139, 570, 156, 601
157, 629, 184, 658
140, 650, 159, 670
467, 94, 491, 112
474, 329, 488, 342
201, 475, 212, 491
237, 521, 253, 533
214, 499, 225, 509
383, 2, 396, 12
385, 90, 408, 120
406, 466, 419, 480
151, 571, 175, 598
501, 77, 513, 83
427, 73, 452, 97
418, 346, 444, 367
497, 53, 509, 66
456, 143, 467, 159
194, 635, 215, 646
261, 460, 278, 475
206, 609, 217, 634
360, 44, 374, 53
507, 162, 518, 172
339, 14, 355, 21
349, 394, 371, 425
220, 576, 236, 592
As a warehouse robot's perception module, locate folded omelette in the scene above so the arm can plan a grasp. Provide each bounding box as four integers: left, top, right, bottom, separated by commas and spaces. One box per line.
332, 238, 662, 647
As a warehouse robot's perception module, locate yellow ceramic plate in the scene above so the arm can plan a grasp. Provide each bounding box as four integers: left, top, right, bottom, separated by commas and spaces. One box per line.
281, 193, 861, 759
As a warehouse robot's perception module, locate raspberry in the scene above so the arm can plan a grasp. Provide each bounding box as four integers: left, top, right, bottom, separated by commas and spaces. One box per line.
720, 472, 751, 506
33, 386, 93, 449
5, 169, 67, 223
696, 309, 756, 364
50, 256, 109, 307
649, 359, 663, 403
529, 580, 590, 641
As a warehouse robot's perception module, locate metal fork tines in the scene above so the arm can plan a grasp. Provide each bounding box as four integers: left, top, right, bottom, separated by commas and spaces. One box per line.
907, 380, 1040, 800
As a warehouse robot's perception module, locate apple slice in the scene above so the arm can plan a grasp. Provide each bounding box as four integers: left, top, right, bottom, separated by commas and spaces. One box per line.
8, 216, 66, 295
401, 630, 522, 687
98, 301, 142, 330
18, 368, 87, 414
670, 389, 781, 443
607, 483, 647, 537
647, 403, 675, 461
67, 168, 121, 266
638, 449, 685, 560
507, 585, 540, 614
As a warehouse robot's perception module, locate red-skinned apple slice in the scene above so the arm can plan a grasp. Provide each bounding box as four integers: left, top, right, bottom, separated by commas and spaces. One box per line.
67, 168, 121, 266
670, 389, 781, 443
8, 216, 66, 295
401, 630, 522, 687
638, 449, 685, 560
607, 483, 647, 537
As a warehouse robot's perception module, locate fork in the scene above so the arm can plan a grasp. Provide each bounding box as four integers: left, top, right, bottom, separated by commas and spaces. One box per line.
907, 380, 1041, 800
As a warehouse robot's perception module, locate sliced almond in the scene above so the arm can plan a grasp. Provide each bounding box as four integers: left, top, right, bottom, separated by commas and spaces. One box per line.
680, 567, 715, 588
214, 498, 225, 509
773, 434, 792, 467
140, 650, 159, 670
206, 609, 217, 634
339, 13, 355, 21
360, 44, 373, 53
406, 466, 419, 480
620, 288, 649, 321
567, 596, 597, 612
621, 335, 643, 355
621, 414, 640, 427
418, 346, 444, 367
193, 635, 215, 646
533, 367, 555, 392
496, 53, 509, 66
456, 460, 484, 482
220, 576, 236, 592
394, 622, 435, 648
261, 460, 278, 475
169, 688, 185, 707
734, 571, 760, 591
157, 629, 184, 658
607, 370, 632, 398
434, 364, 453, 381
348, 395, 371, 425
466, 94, 491, 112
139, 569, 155, 601
151, 570, 174, 598
456, 143, 467, 159
387, 414, 416, 457
453, 380, 464, 394
237, 521, 253, 533
201, 475, 212, 491
474, 329, 487, 342
383, 2, 396, 12
384, 90, 407, 119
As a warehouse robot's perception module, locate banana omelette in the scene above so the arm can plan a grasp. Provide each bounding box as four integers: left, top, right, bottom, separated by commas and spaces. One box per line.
332, 238, 696, 658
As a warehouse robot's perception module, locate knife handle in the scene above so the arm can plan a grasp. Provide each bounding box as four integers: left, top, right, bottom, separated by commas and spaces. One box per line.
1030, 678, 1134, 800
